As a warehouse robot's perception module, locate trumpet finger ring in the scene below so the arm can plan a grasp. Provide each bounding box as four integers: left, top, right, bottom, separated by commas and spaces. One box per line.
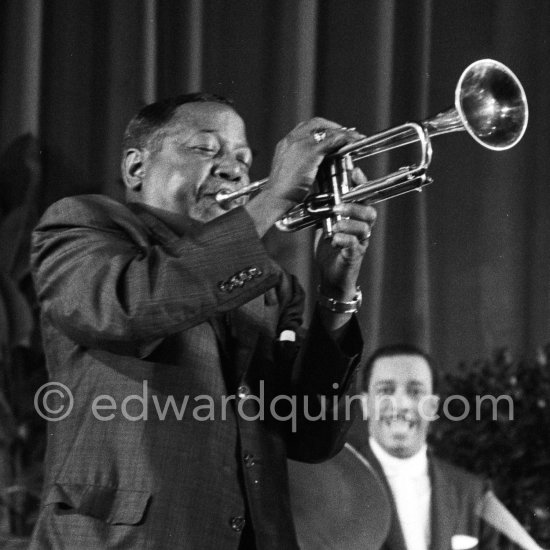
312, 129, 327, 143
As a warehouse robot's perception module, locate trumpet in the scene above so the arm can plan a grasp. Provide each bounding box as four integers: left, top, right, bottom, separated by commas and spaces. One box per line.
216, 59, 528, 236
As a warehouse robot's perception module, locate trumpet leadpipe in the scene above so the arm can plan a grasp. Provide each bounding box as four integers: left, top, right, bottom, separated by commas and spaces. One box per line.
215, 178, 269, 207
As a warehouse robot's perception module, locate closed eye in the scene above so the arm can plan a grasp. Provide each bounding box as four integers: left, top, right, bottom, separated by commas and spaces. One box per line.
193, 146, 218, 154
407, 383, 428, 398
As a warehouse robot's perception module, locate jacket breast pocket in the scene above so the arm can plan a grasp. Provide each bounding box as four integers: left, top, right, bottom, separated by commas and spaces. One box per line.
44, 483, 151, 526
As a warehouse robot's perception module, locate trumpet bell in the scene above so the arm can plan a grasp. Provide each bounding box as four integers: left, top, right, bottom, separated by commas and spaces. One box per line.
455, 58, 528, 150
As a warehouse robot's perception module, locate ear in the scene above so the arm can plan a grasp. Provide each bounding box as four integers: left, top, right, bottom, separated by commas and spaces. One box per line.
360, 391, 369, 420
421, 394, 440, 422
121, 148, 146, 192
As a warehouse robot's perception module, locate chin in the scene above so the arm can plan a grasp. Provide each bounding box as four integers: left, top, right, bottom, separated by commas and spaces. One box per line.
392, 446, 417, 458
195, 202, 235, 224
390, 437, 425, 457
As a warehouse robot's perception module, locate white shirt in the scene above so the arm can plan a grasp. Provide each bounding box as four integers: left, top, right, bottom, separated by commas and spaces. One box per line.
370, 437, 431, 550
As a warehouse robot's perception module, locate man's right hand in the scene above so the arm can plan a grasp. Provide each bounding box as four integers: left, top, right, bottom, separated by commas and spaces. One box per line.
245, 117, 365, 237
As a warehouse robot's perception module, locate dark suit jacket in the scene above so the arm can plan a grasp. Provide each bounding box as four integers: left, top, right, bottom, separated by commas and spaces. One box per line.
356, 441, 500, 550
28, 195, 363, 549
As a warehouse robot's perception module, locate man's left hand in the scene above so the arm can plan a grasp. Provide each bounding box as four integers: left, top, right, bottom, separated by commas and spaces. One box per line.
315, 168, 377, 303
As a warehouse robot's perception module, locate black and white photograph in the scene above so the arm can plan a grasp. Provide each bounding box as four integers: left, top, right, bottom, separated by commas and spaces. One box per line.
0, 1, 548, 548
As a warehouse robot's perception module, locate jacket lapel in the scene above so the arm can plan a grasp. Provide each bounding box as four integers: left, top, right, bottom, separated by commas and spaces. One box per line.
227, 294, 264, 381
430, 457, 458, 550
208, 315, 230, 357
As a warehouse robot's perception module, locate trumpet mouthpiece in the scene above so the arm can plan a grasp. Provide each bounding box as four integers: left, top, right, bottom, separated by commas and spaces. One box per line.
214, 178, 269, 206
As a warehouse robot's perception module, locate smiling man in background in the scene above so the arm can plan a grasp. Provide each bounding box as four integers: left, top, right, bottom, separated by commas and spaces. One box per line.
354, 344, 501, 550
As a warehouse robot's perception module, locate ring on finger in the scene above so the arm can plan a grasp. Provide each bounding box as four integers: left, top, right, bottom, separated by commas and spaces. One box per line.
360, 229, 372, 244
312, 129, 327, 143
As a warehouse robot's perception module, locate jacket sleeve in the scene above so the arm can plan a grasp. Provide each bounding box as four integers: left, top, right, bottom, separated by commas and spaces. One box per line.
286, 304, 364, 462
31, 195, 282, 355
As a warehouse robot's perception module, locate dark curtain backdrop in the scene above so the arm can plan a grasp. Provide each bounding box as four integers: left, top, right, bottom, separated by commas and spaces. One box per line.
1, 0, 549, 371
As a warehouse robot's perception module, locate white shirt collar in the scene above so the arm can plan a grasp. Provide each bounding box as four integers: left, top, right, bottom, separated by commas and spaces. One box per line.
370, 437, 432, 550
369, 437, 429, 478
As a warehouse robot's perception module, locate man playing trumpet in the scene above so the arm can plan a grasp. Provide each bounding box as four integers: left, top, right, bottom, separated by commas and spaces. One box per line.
29, 92, 376, 549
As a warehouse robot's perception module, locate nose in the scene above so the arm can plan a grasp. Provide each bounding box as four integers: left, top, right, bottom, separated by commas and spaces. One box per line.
212, 156, 244, 183
393, 388, 414, 410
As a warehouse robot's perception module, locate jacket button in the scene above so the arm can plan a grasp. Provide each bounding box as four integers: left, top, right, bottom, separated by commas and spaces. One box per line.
217, 281, 232, 293
230, 516, 246, 532
239, 270, 252, 281
237, 385, 250, 399
230, 275, 244, 288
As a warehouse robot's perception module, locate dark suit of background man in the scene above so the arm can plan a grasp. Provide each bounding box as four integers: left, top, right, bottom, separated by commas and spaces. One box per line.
28, 93, 377, 549
353, 344, 501, 550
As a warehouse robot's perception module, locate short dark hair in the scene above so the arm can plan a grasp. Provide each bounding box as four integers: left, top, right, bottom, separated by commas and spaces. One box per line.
121, 92, 236, 154
360, 343, 439, 393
